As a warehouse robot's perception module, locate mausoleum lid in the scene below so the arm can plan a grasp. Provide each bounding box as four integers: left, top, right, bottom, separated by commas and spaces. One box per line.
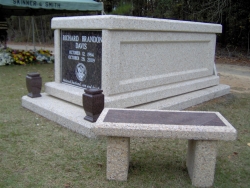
51, 15, 222, 33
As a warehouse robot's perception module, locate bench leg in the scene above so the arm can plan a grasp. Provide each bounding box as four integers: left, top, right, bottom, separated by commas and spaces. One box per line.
186, 140, 217, 187
106, 136, 130, 181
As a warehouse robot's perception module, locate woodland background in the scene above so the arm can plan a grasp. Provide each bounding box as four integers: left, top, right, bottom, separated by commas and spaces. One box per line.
5, 0, 250, 55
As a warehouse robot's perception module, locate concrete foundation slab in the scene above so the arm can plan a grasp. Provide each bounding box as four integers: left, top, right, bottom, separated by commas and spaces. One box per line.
22, 93, 95, 138
22, 84, 230, 138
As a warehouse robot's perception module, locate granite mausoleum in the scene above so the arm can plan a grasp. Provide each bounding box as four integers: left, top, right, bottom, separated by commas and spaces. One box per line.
22, 15, 230, 138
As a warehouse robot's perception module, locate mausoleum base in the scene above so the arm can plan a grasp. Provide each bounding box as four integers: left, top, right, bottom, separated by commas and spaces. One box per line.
45, 75, 221, 108
22, 84, 230, 138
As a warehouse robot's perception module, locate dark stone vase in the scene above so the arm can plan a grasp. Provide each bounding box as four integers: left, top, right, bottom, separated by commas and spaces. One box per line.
83, 88, 104, 122
26, 73, 42, 98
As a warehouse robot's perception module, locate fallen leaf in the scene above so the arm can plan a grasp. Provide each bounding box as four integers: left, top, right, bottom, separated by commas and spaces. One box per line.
243, 129, 249, 133
64, 183, 71, 188
97, 163, 103, 168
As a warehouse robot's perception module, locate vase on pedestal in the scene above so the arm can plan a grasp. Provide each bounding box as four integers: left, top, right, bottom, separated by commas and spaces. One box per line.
82, 88, 104, 122
26, 73, 42, 98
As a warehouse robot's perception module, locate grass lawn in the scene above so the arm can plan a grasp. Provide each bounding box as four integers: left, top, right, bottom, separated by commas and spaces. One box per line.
0, 64, 250, 188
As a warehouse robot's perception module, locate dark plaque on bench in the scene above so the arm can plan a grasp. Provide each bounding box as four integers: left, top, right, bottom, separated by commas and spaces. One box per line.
104, 110, 226, 127
61, 30, 102, 89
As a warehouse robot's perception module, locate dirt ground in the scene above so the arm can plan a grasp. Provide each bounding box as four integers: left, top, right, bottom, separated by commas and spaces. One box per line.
219, 73, 250, 93
216, 56, 250, 93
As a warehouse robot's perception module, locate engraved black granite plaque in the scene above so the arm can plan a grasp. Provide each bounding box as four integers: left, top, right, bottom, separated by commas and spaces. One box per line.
61, 30, 102, 89
104, 110, 226, 126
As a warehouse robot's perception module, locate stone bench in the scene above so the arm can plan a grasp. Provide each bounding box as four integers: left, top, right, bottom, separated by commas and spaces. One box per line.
94, 108, 237, 187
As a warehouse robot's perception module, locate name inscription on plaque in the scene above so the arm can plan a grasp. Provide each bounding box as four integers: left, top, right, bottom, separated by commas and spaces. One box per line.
61, 30, 102, 89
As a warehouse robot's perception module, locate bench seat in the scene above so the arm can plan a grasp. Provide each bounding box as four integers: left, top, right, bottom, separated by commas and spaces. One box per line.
94, 108, 237, 187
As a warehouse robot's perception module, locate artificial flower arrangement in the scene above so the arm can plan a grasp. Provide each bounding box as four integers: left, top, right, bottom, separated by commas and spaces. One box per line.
11, 49, 37, 65
35, 49, 54, 64
0, 48, 14, 66
0, 47, 54, 66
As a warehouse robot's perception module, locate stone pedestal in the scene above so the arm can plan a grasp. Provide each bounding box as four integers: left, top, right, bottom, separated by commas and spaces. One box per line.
107, 136, 130, 181
186, 140, 217, 187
